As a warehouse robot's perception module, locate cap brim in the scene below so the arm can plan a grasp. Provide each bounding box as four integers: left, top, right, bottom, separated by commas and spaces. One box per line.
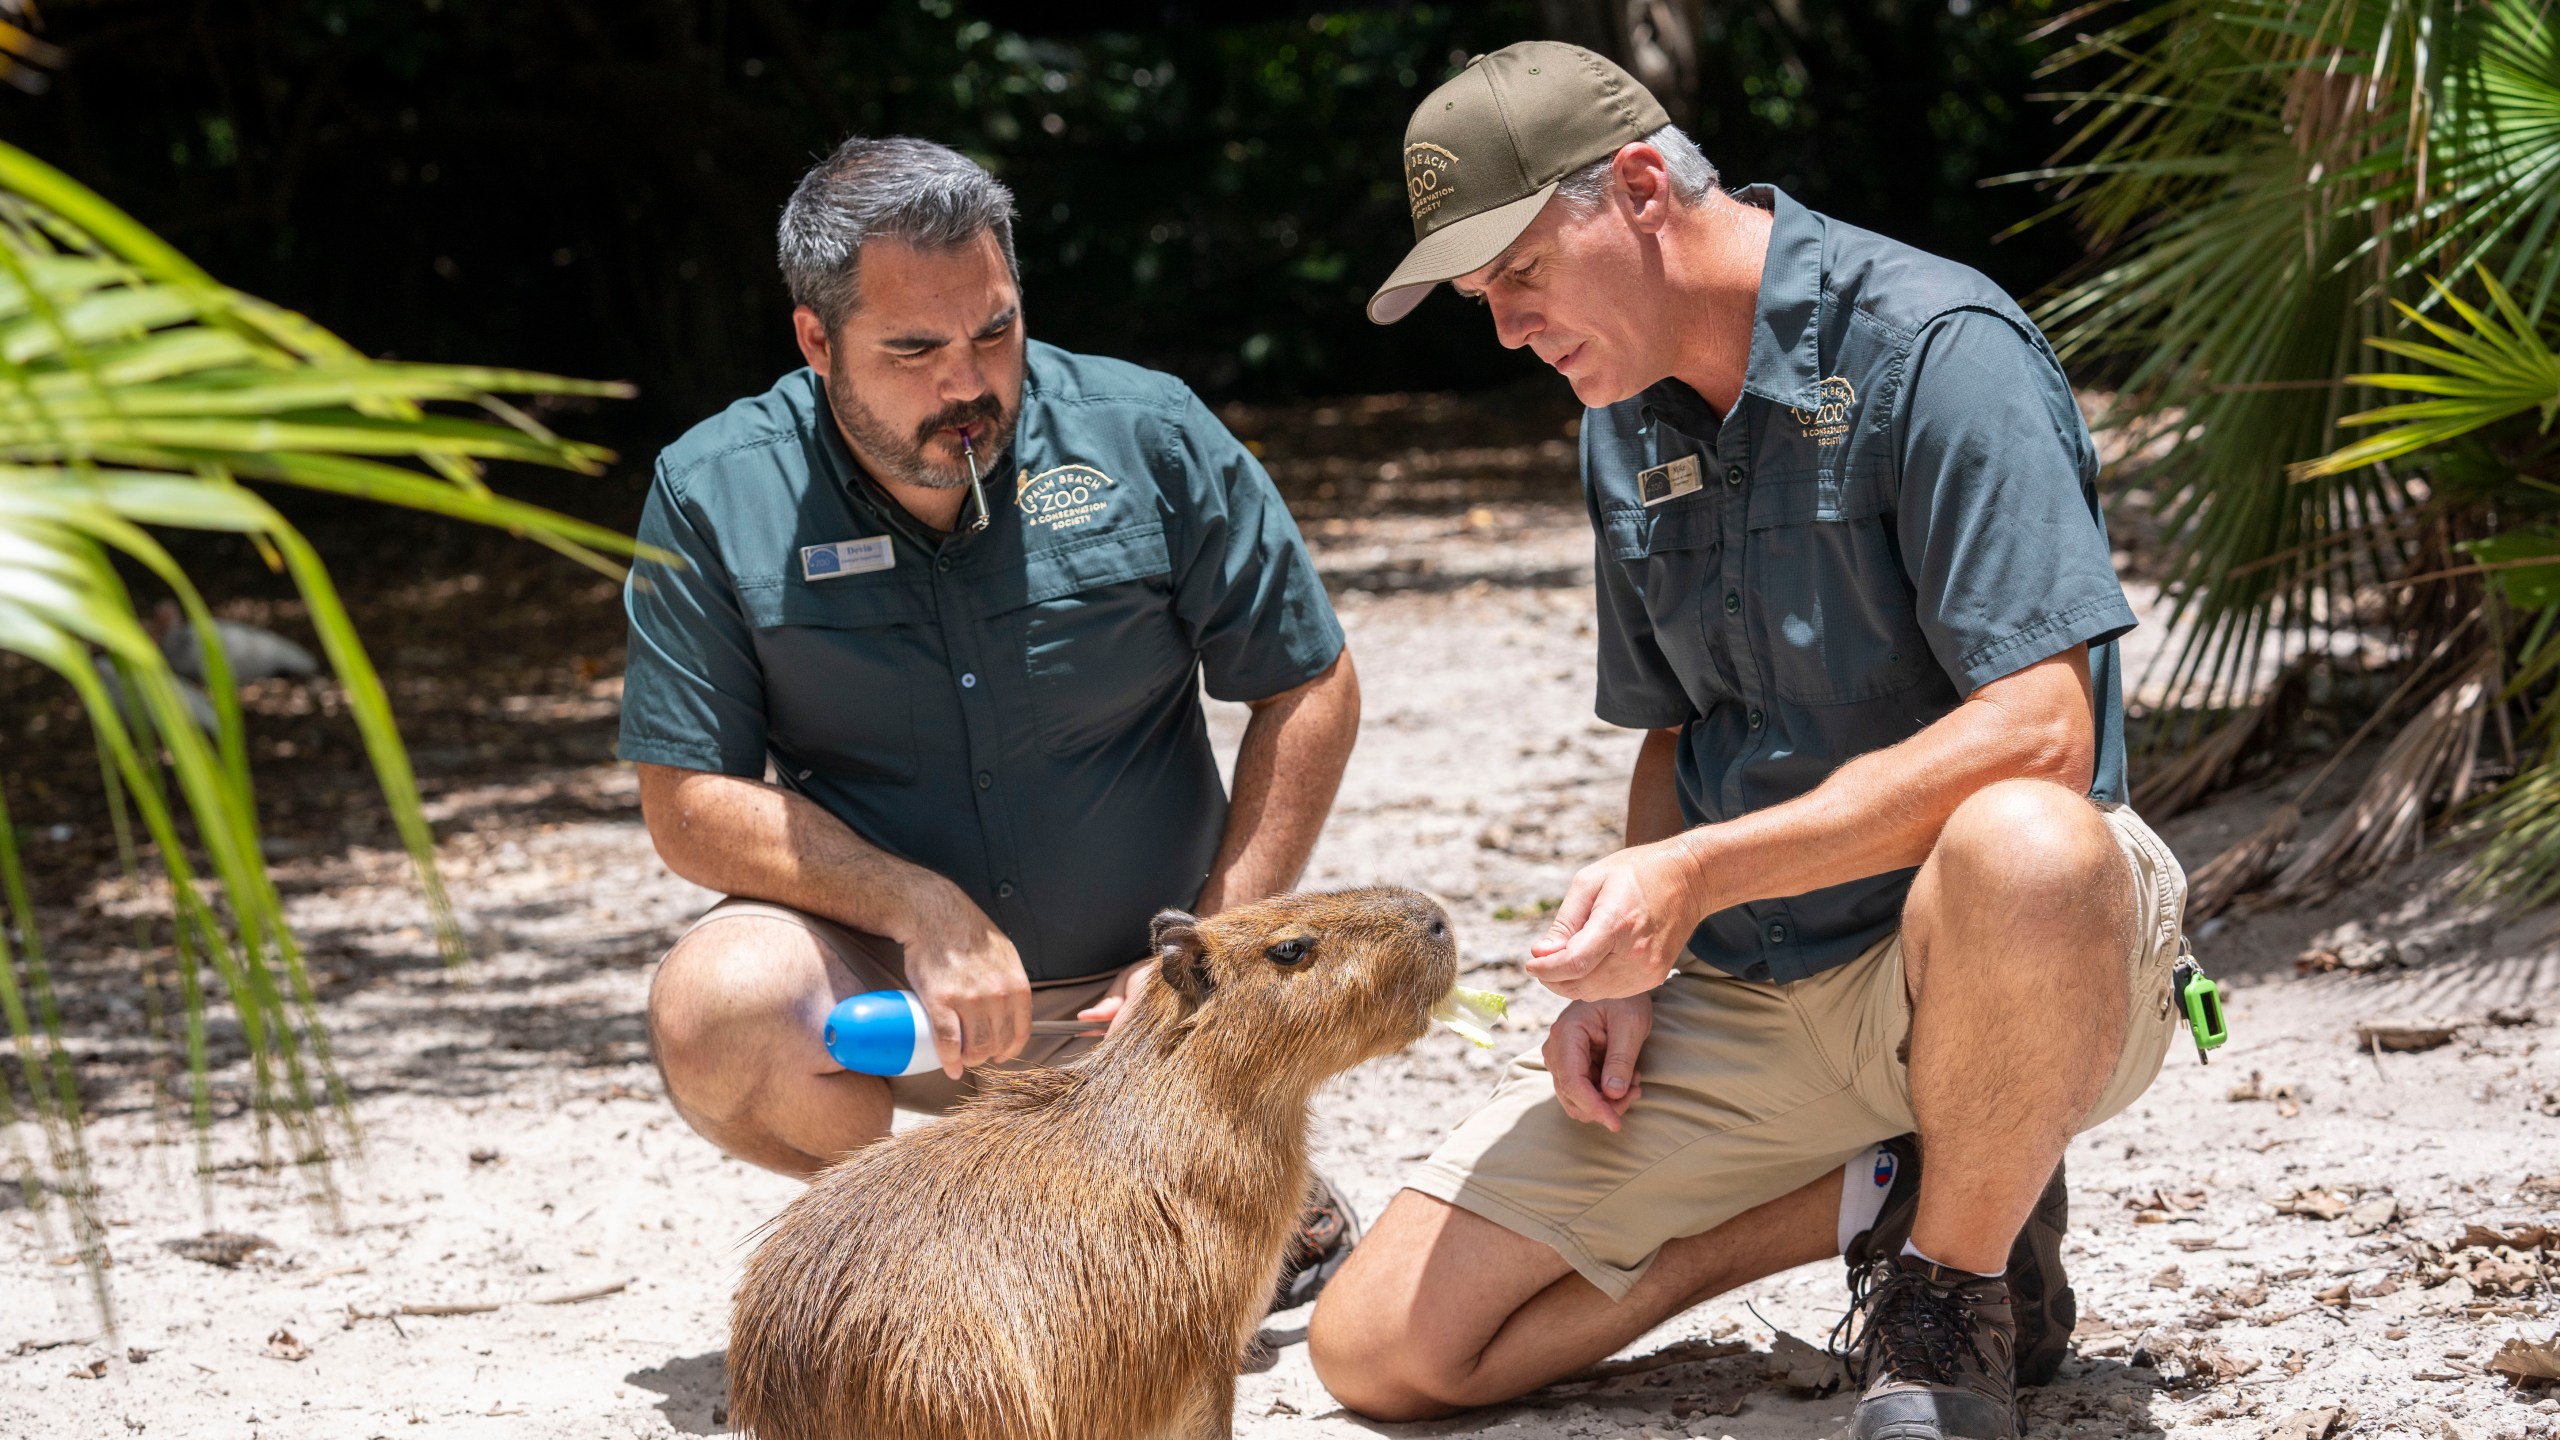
1365, 181, 1559, 325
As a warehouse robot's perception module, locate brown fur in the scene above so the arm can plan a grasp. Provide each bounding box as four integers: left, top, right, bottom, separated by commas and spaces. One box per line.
725, 886, 1458, 1440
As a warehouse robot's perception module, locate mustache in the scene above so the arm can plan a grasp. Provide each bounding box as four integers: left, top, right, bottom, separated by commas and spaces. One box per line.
914, 396, 1006, 450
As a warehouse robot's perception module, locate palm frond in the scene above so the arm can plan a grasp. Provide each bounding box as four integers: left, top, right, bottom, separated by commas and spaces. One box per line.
2295, 267, 2560, 477
0, 140, 651, 1318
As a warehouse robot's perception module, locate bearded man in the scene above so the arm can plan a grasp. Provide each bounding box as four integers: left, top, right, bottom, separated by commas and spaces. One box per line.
622, 136, 1364, 1305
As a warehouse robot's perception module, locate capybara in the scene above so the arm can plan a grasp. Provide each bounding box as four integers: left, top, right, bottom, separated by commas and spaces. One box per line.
725, 886, 1458, 1440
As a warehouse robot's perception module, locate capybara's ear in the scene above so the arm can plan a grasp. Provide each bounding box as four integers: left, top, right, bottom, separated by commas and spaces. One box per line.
1152, 909, 1213, 1002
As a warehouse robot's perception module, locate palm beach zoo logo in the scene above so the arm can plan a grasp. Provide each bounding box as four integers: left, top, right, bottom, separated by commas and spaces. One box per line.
1405, 142, 1459, 224
1790, 375, 1858, 449
1016, 463, 1115, 533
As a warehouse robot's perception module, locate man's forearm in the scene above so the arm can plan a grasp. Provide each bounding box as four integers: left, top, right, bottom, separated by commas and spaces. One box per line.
1625, 728, 1686, 847
1669, 648, 2098, 916
636, 762, 956, 942
1195, 650, 1361, 913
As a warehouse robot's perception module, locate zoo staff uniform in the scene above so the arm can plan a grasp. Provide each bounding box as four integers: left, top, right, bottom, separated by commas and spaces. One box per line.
1401, 186, 2190, 1298
618, 342, 1343, 1100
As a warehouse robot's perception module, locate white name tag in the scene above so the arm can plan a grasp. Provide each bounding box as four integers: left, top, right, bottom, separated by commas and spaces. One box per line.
800, 536, 895, 582
1637, 454, 1703, 507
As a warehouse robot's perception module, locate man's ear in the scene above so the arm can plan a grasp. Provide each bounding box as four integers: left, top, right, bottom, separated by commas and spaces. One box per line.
1151, 909, 1213, 1003
790, 304, 836, 377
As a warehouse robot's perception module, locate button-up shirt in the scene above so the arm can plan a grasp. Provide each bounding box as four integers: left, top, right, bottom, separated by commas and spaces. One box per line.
617, 341, 1345, 982
1586, 186, 2136, 985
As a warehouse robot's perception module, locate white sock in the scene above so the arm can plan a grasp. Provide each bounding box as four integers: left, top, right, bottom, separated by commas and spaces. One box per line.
1901, 1237, 2002, 1279
1835, 1142, 1900, 1253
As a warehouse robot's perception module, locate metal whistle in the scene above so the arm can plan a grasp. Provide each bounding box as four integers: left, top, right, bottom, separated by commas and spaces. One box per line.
960, 429, 991, 536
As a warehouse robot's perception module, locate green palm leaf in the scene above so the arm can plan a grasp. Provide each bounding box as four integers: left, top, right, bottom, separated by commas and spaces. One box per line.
2012, 0, 2560, 718
0, 139, 657, 1317
2294, 267, 2560, 477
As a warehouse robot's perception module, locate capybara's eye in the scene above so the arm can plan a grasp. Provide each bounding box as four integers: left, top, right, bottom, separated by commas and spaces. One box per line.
1428, 917, 1448, 939
1265, 937, 1314, 966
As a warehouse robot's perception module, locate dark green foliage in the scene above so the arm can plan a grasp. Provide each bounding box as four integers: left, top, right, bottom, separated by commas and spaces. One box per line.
7, 0, 2089, 443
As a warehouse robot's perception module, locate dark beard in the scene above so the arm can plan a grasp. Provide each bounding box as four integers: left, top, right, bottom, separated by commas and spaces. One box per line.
825, 369, 1018, 492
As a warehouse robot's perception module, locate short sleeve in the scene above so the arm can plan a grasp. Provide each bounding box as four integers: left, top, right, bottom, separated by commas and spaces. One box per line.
1159, 392, 1346, 702
1894, 310, 2137, 694
1587, 496, 1695, 731
615, 466, 771, 775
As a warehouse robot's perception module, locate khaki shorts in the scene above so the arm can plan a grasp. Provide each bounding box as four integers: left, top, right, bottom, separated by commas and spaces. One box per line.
1405, 802, 2187, 1301
676, 899, 1117, 1115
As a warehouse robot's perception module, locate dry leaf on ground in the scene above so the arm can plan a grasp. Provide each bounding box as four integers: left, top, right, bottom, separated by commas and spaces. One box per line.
67, 1357, 107, 1380
2343, 1196, 2399, 1235
162, 1232, 276, 1268
2356, 1022, 2459, 1052
2276, 1189, 2352, 1220
1762, 1330, 1847, 1394
261, 1328, 310, 1362
2489, 1334, 2560, 1387
2460, 1224, 2554, 1250
2265, 1406, 2343, 1440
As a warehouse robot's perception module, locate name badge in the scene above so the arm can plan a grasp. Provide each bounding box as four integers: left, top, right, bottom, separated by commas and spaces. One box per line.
800, 536, 895, 581
1637, 454, 1703, 507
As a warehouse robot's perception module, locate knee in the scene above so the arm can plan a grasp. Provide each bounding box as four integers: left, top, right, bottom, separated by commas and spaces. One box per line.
1307, 1308, 1447, 1422
648, 925, 825, 1117
1935, 779, 2118, 901
1307, 1278, 1467, 1422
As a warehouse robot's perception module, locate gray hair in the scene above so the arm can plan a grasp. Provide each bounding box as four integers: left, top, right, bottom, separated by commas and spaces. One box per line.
778, 136, 1021, 333
1553, 124, 1720, 213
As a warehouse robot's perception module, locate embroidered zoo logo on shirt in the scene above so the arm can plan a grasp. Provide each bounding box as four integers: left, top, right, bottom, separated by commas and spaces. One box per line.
1405, 142, 1460, 224
1790, 375, 1858, 448
1016, 464, 1116, 533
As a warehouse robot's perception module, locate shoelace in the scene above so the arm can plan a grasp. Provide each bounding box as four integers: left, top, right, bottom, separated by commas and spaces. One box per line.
1833, 1262, 1993, 1388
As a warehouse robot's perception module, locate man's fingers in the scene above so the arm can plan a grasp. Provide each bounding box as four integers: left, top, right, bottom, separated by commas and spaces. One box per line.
1545, 1015, 1613, 1127
1531, 871, 1604, 959
925, 1002, 967, 1081
1599, 1018, 1645, 1100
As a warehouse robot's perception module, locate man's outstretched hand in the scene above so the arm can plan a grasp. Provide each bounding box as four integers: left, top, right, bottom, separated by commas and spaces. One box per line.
1074, 957, 1157, 1036
1527, 837, 1708, 1000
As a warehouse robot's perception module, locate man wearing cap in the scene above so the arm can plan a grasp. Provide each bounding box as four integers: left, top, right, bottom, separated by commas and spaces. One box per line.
624, 136, 1365, 1306
1309, 43, 2188, 1440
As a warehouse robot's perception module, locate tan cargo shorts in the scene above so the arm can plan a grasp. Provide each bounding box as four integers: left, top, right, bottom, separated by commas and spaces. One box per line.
1405, 801, 2187, 1300
674, 899, 1116, 1115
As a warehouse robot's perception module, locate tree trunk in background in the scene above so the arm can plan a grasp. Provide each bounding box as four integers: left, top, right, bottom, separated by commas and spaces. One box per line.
1538, 0, 1704, 129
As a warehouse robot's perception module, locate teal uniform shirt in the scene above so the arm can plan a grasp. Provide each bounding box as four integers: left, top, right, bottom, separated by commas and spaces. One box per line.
1584, 186, 2136, 985
617, 340, 1346, 982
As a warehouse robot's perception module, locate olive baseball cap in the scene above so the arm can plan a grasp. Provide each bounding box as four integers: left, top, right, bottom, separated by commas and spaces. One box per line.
1367, 41, 1672, 325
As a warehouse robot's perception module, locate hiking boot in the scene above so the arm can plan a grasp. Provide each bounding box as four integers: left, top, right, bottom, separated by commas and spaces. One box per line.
1270, 1171, 1360, 1312
1847, 1254, 2019, 1440
1842, 1138, 2076, 1387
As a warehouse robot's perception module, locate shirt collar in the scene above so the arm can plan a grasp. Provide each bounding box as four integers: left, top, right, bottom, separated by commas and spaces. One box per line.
1734, 183, 1827, 414
801, 368, 1002, 553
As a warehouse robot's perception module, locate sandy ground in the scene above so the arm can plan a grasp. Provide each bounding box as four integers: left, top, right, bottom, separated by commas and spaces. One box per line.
6, 502, 2560, 1440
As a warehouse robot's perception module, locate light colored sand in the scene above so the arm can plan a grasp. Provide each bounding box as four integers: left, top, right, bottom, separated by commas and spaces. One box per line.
6, 503, 2557, 1440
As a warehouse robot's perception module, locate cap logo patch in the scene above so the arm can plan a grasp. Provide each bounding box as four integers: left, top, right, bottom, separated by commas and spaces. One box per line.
1791, 375, 1858, 448
1016, 463, 1115, 533
1405, 142, 1460, 224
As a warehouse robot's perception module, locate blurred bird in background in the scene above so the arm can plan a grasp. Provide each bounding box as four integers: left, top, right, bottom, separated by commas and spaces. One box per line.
94, 601, 321, 735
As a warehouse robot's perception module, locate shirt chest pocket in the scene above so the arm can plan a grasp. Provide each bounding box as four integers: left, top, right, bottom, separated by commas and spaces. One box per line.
740, 577, 931, 784
1746, 478, 1935, 705
1605, 500, 1733, 707
1010, 526, 1194, 757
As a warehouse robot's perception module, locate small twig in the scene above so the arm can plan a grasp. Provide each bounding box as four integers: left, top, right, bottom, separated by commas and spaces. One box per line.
297, 1263, 368, 1287
531, 1280, 626, 1306
2369, 1031, 2389, 1082
399, 1301, 502, 1317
